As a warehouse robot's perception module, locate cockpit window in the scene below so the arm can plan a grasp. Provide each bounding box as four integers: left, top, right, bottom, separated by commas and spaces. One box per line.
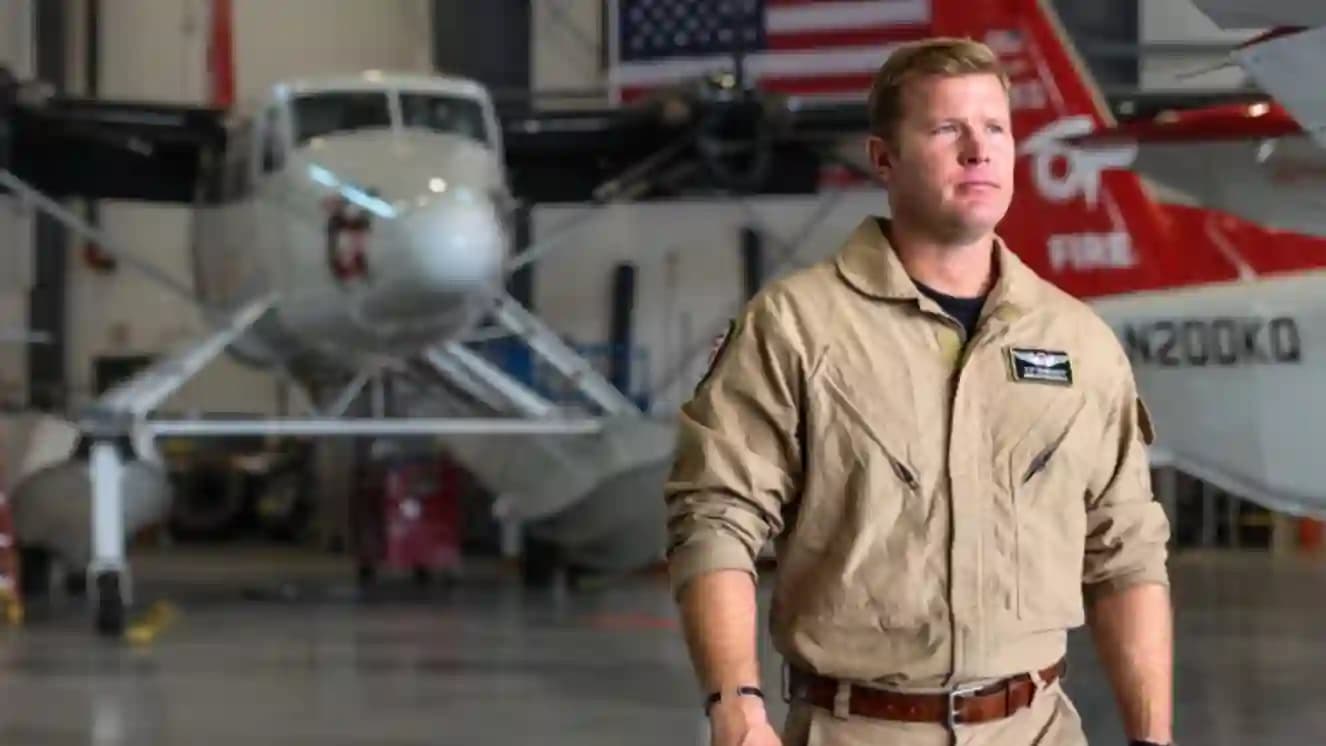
291, 91, 391, 144
400, 93, 488, 145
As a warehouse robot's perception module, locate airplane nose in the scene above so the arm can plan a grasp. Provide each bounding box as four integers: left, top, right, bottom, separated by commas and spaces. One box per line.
359, 191, 507, 322
399, 193, 506, 291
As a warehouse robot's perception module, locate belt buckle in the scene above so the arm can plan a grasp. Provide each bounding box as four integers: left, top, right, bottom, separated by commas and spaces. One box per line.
946, 682, 983, 730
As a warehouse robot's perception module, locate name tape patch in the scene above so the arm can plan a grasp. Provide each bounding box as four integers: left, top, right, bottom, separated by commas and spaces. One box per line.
1007, 347, 1073, 385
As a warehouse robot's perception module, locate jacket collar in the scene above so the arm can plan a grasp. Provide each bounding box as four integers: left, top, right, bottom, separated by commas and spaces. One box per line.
833, 216, 1041, 317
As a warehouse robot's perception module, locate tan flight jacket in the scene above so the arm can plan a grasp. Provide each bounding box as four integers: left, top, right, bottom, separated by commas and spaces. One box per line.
665, 216, 1170, 688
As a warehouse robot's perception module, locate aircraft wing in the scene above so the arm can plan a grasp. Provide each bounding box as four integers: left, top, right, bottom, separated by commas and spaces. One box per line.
1183, 2, 1326, 149
499, 89, 863, 204
1193, 0, 1326, 29
1229, 25, 1326, 150
1063, 17, 1326, 235
498, 84, 1259, 205
1065, 100, 1326, 237
4, 86, 227, 203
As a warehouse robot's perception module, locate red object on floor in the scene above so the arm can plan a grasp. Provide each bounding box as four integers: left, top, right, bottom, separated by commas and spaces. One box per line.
0, 494, 23, 623
354, 453, 464, 577
1300, 519, 1323, 553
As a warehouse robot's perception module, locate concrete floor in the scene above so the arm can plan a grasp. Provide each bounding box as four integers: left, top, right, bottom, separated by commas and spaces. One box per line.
0, 548, 1323, 745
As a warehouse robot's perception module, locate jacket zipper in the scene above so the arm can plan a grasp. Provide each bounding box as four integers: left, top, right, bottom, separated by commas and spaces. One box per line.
819, 376, 920, 494
888, 454, 920, 493
1022, 434, 1068, 484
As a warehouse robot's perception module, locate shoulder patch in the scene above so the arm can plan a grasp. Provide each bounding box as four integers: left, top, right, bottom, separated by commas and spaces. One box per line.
695, 319, 737, 394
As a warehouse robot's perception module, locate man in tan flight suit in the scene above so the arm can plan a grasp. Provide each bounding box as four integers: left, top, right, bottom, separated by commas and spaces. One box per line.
664, 38, 1174, 746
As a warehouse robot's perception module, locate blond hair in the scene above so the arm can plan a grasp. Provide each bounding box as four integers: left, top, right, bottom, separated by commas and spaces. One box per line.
867, 37, 1010, 142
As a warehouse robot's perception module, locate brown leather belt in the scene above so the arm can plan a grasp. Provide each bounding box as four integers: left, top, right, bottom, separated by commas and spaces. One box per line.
787, 658, 1066, 728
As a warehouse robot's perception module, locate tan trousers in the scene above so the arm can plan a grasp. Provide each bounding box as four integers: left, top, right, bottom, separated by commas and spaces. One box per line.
781, 679, 1088, 746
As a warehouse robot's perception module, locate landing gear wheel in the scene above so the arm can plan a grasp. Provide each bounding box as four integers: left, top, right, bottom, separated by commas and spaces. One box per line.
94, 571, 125, 637
521, 535, 562, 589
17, 546, 51, 598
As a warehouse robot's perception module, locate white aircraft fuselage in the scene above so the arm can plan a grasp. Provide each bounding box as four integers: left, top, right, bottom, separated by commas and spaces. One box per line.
8, 73, 535, 594
192, 72, 512, 368
1091, 271, 1325, 519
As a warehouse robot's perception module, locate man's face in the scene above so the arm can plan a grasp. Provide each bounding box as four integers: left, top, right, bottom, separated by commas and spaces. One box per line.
868, 73, 1015, 244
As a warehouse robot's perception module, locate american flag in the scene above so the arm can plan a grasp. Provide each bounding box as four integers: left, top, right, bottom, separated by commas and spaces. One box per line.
609, 0, 933, 103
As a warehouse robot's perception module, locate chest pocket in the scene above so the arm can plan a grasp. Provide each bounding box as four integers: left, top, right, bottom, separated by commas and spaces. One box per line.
1005, 391, 1093, 630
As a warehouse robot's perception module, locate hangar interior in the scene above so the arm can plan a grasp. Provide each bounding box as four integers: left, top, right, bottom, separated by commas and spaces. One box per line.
1, 1, 1324, 744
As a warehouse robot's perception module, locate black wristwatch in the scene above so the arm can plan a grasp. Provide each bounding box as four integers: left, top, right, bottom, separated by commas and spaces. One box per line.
704, 685, 764, 716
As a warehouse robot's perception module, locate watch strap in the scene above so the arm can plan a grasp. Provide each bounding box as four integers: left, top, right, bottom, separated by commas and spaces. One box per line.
704, 685, 764, 715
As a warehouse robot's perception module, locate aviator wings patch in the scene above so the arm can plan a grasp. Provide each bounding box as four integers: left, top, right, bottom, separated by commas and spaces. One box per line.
1006, 347, 1073, 385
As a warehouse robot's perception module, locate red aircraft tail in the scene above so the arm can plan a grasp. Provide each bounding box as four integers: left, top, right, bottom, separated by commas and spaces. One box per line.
936, 0, 1326, 299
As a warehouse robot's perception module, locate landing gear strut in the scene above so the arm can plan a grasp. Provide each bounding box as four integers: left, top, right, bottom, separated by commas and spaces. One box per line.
88, 439, 130, 637
93, 570, 125, 636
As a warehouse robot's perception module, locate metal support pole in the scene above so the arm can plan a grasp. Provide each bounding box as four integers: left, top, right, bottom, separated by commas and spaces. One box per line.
489, 293, 639, 416
88, 440, 125, 576
0, 170, 201, 306
425, 343, 556, 417
1201, 480, 1218, 547
370, 374, 386, 419
1227, 492, 1241, 548
88, 439, 128, 635
326, 372, 370, 418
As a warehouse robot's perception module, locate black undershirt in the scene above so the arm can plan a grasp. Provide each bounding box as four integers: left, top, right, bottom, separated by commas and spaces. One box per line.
913, 280, 987, 340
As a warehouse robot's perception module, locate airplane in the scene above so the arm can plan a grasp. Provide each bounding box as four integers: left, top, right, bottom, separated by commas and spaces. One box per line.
1021, 0, 1326, 523
6, 0, 1325, 637
2, 70, 690, 635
